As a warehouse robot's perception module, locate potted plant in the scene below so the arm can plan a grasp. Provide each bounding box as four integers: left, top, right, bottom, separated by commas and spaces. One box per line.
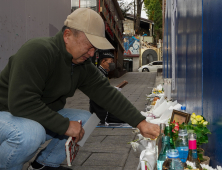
171, 113, 211, 162
186, 113, 211, 162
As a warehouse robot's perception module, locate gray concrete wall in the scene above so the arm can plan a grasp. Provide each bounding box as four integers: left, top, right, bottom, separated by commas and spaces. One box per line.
133, 57, 139, 72
0, 0, 71, 71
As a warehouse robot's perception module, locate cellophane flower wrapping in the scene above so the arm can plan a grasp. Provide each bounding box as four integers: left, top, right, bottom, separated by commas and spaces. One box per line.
140, 140, 157, 170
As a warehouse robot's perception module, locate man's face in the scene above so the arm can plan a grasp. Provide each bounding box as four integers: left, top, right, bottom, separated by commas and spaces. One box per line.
101, 58, 114, 72
63, 29, 97, 64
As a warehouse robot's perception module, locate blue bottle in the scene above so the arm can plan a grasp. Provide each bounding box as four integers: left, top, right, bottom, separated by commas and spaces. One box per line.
175, 129, 188, 165
162, 149, 184, 170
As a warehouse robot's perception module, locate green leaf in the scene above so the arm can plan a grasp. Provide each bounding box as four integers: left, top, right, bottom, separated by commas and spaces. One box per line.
196, 131, 202, 139
187, 165, 193, 169
198, 153, 204, 161
203, 128, 211, 134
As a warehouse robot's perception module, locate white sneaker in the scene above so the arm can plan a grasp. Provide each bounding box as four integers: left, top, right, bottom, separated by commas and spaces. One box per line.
27, 165, 45, 170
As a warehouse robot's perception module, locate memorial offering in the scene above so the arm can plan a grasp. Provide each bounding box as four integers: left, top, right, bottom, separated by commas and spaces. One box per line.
65, 120, 82, 166
129, 84, 214, 170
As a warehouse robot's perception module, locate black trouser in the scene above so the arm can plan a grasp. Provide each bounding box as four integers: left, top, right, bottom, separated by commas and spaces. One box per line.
89, 100, 125, 123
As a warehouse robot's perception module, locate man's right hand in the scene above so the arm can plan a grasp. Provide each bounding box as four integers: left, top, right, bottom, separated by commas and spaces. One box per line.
136, 120, 160, 139
65, 121, 85, 143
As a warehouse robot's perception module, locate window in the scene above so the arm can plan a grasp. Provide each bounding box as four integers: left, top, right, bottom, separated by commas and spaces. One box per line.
71, 0, 97, 12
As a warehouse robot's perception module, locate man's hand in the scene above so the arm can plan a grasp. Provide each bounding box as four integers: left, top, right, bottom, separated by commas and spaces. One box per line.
65, 121, 85, 143
136, 120, 160, 139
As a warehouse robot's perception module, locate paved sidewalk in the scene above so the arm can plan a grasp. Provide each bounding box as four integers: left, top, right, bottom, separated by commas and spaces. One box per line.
22, 72, 163, 170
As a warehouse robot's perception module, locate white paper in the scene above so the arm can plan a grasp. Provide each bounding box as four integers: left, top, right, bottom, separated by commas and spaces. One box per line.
153, 96, 165, 110
159, 109, 173, 121
77, 113, 100, 147
153, 100, 170, 117
172, 103, 182, 110
146, 116, 154, 122
140, 111, 149, 117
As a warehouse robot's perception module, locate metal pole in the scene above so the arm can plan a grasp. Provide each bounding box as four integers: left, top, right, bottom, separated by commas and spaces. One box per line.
134, 0, 135, 31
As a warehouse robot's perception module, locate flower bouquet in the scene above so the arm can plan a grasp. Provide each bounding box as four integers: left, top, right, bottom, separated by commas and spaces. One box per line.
146, 84, 164, 99
152, 88, 164, 94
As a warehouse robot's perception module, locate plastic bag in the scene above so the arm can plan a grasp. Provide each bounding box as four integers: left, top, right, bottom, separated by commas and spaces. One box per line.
138, 140, 157, 170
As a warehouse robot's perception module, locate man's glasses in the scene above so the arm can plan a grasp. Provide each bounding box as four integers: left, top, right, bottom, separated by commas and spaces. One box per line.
88, 46, 98, 53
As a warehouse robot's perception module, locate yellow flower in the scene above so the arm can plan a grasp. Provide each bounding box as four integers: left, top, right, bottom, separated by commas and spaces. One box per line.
196, 115, 203, 121
192, 119, 198, 125
190, 117, 194, 121
200, 120, 204, 124
191, 113, 196, 118
203, 121, 208, 126
158, 90, 162, 93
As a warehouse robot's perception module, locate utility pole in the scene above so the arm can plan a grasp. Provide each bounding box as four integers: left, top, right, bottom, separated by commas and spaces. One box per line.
162, 0, 166, 41
134, 0, 136, 32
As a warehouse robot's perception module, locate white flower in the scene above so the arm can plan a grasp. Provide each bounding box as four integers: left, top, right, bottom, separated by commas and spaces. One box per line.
217, 166, 222, 170
143, 137, 150, 140
186, 161, 197, 169
132, 128, 140, 134
137, 134, 144, 140
201, 164, 216, 170
201, 164, 211, 170
130, 142, 139, 152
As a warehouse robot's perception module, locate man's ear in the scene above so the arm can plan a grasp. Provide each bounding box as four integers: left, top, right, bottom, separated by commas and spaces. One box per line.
63, 29, 72, 44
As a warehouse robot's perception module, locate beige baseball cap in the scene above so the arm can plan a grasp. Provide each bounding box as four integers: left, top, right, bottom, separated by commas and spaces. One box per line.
64, 8, 114, 50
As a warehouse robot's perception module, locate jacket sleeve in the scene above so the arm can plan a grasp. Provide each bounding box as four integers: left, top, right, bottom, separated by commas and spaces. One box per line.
7, 41, 69, 135
78, 62, 145, 128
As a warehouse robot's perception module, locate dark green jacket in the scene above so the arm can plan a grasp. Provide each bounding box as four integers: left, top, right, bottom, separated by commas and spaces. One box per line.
0, 30, 145, 135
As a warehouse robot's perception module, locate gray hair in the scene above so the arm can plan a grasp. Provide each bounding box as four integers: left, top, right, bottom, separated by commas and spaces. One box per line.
62, 26, 81, 37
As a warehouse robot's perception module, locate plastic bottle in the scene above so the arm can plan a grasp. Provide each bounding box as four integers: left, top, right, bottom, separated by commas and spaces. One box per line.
181, 106, 186, 112
157, 136, 172, 170
175, 129, 188, 166
162, 149, 184, 170
186, 133, 203, 170
164, 125, 175, 149
156, 123, 166, 159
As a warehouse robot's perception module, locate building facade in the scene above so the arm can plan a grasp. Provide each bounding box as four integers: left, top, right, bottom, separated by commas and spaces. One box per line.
123, 15, 162, 72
